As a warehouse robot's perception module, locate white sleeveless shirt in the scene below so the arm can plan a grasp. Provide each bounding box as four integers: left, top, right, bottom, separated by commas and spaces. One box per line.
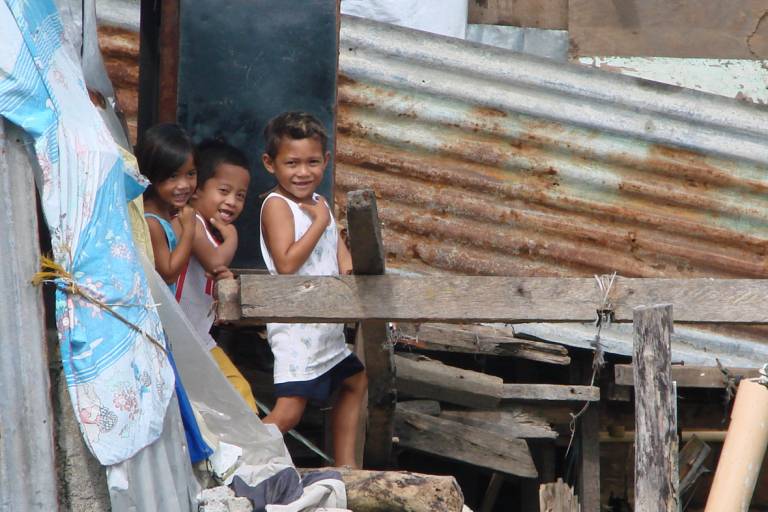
176, 213, 219, 352
259, 192, 351, 383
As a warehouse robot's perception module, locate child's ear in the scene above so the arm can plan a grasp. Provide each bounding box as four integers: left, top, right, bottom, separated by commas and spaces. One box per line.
262, 153, 275, 174
322, 151, 331, 168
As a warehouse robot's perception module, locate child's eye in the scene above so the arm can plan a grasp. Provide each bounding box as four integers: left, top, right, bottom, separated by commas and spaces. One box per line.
236, 193, 246, 201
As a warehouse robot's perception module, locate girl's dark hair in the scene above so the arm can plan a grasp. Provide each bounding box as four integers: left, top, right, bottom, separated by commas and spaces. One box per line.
195, 138, 250, 188
135, 123, 194, 196
263, 111, 328, 159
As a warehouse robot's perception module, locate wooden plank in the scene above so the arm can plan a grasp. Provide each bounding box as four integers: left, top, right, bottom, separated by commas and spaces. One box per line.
502, 384, 599, 402
394, 406, 538, 478
395, 355, 502, 409
397, 400, 442, 416
232, 275, 768, 324
568, 0, 768, 59
468, 0, 568, 30
347, 189, 395, 469
615, 364, 760, 389
440, 409, 558, 439
396, 323, 570, 365
540, 478, 580, 512
633, 304, 678, 512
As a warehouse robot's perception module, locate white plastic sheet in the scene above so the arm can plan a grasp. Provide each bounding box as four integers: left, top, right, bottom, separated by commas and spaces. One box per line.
141, 257, 347, 510
341, 0, 468, 39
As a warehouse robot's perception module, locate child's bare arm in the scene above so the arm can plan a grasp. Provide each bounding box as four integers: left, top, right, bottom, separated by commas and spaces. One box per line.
262, 196, 329, 274
191, 216, 238, 272
147, 206, 196, 284
337, 230, 353, 275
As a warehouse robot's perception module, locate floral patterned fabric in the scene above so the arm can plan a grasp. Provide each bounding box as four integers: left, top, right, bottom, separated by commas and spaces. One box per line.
0, 0, 173, 464
259, 192, 352, 384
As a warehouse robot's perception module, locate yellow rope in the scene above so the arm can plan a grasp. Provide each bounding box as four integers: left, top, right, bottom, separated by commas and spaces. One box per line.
32, 256, 167, 354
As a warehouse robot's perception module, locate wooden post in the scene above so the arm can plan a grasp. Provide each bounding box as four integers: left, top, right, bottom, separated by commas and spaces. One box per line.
569, 355, 600, 512
346, 189, 396, 468
633, 304, 678, 512
215, 277, 241, 322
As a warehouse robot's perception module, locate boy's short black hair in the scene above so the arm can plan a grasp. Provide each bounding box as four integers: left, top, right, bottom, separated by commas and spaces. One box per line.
194, 138, 250, 188
263, 111, 328, 159
135, 123, 193, 196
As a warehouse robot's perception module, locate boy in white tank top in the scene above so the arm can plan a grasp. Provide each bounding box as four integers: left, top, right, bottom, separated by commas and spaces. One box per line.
176, 139, 258, 413
259, 112, 367, 467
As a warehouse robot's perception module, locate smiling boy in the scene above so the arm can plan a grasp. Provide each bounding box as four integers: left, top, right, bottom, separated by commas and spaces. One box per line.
176, 139, 258, 412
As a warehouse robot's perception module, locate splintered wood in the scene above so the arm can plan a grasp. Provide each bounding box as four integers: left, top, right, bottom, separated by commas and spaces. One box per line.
395, 323, 570, 365
539, 479, 580, 512
394, 404, 537, 478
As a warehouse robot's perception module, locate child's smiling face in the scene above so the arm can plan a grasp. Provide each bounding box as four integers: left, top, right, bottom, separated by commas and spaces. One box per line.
153, 154, 197, 210
262, 136, 329, 203
192, 163, 250, 225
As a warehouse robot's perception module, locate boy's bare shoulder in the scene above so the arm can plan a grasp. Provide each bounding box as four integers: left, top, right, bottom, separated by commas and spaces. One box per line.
261, 194, 292, 220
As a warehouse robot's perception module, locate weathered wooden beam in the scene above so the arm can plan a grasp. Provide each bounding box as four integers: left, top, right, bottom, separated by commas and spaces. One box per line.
394, 406, 538, 478
347, 189, 395, 469
396, 323, 570, 365
615, 364, 759, 389
439, 409, 558, 439
301, 467, 464, 512
230, 276, 768, 324
395, 355, 503, 409
502, 384, 599, 402
634, 304, 678, 512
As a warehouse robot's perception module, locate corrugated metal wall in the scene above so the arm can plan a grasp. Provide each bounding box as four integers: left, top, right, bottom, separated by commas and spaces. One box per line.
335, 16, 768, 278
99, 13, 768, 280
98, 25, 139, 143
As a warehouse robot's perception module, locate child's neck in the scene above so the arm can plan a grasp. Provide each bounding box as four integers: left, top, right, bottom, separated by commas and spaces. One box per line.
275, 186, 315, 205
144, 196, 176, 220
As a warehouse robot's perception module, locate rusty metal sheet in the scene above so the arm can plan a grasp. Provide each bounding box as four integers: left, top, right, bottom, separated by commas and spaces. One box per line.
97, 25, 139, 142
568, 0, 768, 59
336, 16, 768, 279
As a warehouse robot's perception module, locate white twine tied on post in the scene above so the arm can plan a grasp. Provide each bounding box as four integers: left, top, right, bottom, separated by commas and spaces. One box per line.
566, 271, 617, 457
592, 271, 617, 374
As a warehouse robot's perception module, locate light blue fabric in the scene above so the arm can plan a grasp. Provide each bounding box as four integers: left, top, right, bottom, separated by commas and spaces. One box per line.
144, 213, 178, 295
0, 0, 174, 465
143, 213, 213, 462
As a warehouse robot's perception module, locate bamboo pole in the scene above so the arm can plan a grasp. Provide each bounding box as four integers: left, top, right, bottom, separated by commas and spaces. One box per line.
705, 379, 768, 512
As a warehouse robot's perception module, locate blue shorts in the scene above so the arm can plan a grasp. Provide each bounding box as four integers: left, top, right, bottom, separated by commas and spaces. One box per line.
274, 353, 365, 405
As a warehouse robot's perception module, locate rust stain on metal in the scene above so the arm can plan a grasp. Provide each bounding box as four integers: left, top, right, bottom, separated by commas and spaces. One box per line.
97, 17, 768, 283
97, 25, 139, 143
